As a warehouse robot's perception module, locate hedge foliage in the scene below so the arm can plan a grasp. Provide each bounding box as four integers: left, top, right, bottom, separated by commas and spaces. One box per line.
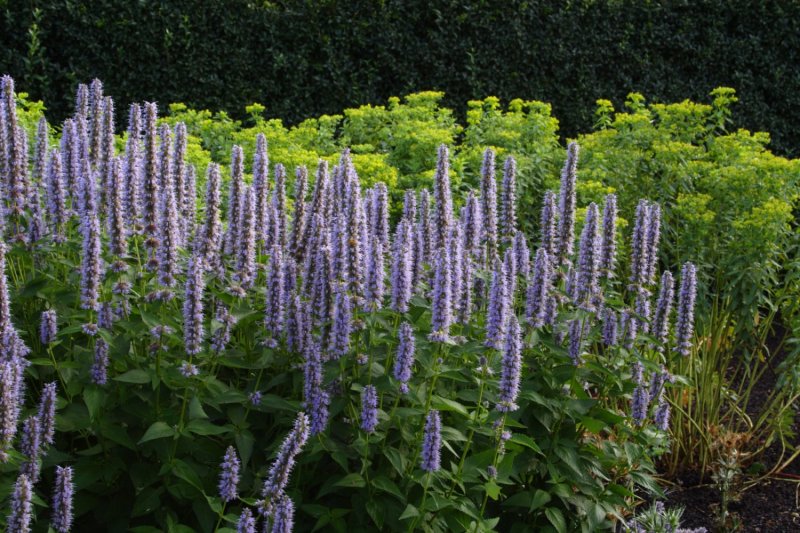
1, 0, 799, 156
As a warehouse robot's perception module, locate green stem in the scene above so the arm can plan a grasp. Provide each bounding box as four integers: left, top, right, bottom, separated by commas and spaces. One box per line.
409, 471, 432, 532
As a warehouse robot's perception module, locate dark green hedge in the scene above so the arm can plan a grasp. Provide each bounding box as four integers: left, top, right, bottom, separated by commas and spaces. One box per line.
2, 0, 798, 156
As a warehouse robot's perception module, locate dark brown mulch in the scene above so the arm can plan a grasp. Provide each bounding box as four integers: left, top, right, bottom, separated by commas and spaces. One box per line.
664, 333, 800, 532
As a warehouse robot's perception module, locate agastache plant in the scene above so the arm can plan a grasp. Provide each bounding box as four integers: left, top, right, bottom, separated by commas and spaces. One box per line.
480, 148, 499, 255
258, 412, 310, 517
51, 466, 74, 533
600, 193, 617, 278
675, 262, 698, 356
393, 322, 416, 393
183, 251, 205, 355
360, 385, 379, 433
7, 473, 32, 533
219, 445, 241, 502
499, 156, 518, 242
540, 190, 557, 260
142, 102, 160, 243
432, 144, 453, 252
496, 314, 522, 412
421, 410, 442, 472
428, 247, 452, 342
390, 219, 414, 313
485, 258, 508, 348
556, 142, 579, 265
264, 246, 285, 348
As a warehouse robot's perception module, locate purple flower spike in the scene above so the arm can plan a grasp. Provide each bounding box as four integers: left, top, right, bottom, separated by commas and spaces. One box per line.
652, 271, 675, 351
360, 385, 379, 433
271, 163, 287, 249
600, 194, 617, 278
421, 410, 442, 472
51, 466, 74, 533
575, 203, 601, 310
602, 308, 618, 346
91, 338, 109, 385
556, 142, 579, 265
500, 156, 518, 242
108, 156, 128, 257
432, 144, 453, 252
8, 473, 32, 533
629, 199, 651, 290
328, 283, 352, 358
485, 259, 508, 349
496, 315, 522, 412
157, 134, 180, 286
513, 231, 531, 280
403, 189, 417, 223
480, 148, 498, 255
393, 322, 416, 393
40, 309, 58, 345
270, 495, 294, 533
428, 248, 452, 342
260, 412, 310, 514
644, 203, 662, 286
172, 122, 188, 243
237, 508, 257, 533
540, 190, 557, 260
124, 103, 142, 228
142, 102, 160, 242
568, 319, 584, 365
38, 382, 57, 447
219, 445, 241, 503
390, 219, 414, 313
265, 246, 285, 348
289, 166, 308, 258
236, 185, 257, 288
675, 262, 697, 356
526, 248, 552, 328
303, 339, 330, 435
225, 145, 245, 255
365, 237, 385, 311
45, 150, 68, 242
372, 182, 390, 249
298, 160, 329, 260
80, 213, 102, 311
197, 163, 222, 267
253, 134, 270, 246
20, 416, 41, 483
183, 252, 205, 356
463, 191, 483, 257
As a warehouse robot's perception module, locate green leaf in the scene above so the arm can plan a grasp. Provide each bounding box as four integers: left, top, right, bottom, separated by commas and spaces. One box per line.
531, 489, 552, 510
366, 499, 385, 529
431, 395, 469, 417
138, 421, 176, 444
333, 473, 366, 489
184, 419, 230, 436
484, 480, 501, 500
545, 507, 567, 533
509, 434, 543, 454
372, 475, 404, 501
398, 504, 419, 521
115, 369, 151, 384
172, 459, 204, 492
83, 387, 106, 421
189, 396, 209, 420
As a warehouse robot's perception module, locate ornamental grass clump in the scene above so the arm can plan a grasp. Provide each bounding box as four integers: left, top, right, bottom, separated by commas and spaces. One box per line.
0, 76, 703, 532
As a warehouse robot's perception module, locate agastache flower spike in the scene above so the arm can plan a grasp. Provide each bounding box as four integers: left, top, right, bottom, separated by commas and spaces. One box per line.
629, 199, 651, 289
45, 150, 68, 241
80, 212, 102, 311
124, 103, 142, 227
183, 252, 205, 355
373, 182, 390, 249
0, 359, 24, 459
463, 191, 483, 257
298, 160, 329, 261
504, 248, 517, 306
236, 186, 257, 288
40, 309, 58, 345
428, 247, 452, 342
157, 136, 180, 286
8, 473, 32, 533
526, 248, 551, 327
575, 203, 601, 310
485, 258, 508, 349
365, 237, 385, 311
271, 163, 287, 249
183, 164, 197, 244
51, 466, 74, 533
37, 381, 57, 447
675, 262, 697, 356
513, 231, 531, 280
259, 412, 310, 514
496, 315, 522, 412
271, 495, 295, 533
91, 338, 109, 385
621, 309, 638, 351
219, 445, 241, 502
237, 508, 256, 533
417, 189, 432, 269
644, 202, 661, 286
33, 117, 48, 184
20, 416, 41, 483
631, 362, 649, 426
540, 190, 557, 260
328, 283, 352, 359
635, 291, 652, 334
652, 271, 675, 351
264, 246, 285, 348
556, 142, 579, 265
449, 224, 464, 316
602, 308, 618, 346
344, 185, 365, 304
432, 144, 453, 251
390, 219, 414, 313
480, 148, 498, 255
59, 119, 79, 208
393, 322, 416, 393
310, 240, 333, 329
500, 156, 518, 242
568, 319, 584, 365
403, 189, 417, 223
88, 79, 104, 164
196, 163, 222, 267
456, 254, 474, 324
98, 97, 115, 205
599, 193, 617, 278
142, 102, 160, 242
172, 122, 187, 244
108, 157, 128, 256
360, 385, 379, 433
289, 165, 308, 258
303, 338, 330, 435
252, 134, 270, 245
224, 145, 244, 255
421, 410, 442, 472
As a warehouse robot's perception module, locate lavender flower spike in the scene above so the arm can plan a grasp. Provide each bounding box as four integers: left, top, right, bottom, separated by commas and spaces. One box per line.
674, 262, 697, 356
51, 466, 74, 533
629, 199, 651, 289
264, 246, 285, 348
421, 410, 442, 472
556, 142, 579, 264
237, 508, 257, 533
20, 416, 42, 483
390, 219, 414, 313
652, 270, 675, 351
38, 381, 57, 447
0, 359, 24, 458
328, 283, 352, 359
599, 193, 617, 278
219, 445, 241, 502
480, 148, 498, 255
526, 248, 551, 327
540, 190, 557, 259
303, 339, 330, 435
428, 247, 452, 342
260, 412, 310, 513
183, 251, 206, 355
393, 322, 416, 393
40, 309, 58, 345
91, 338, 109, 385
80, 213, 102, 311
496, 315, 522, 412
196, 163, 222, 267
432, 144, 453, 251
270, 495, 295, 533
575, 202, 601, 310
499, 156, 518, 242
8, 473, 33, 533
361, 385, 379, 433
485, 258, 508, 348
224, 145, 245, 255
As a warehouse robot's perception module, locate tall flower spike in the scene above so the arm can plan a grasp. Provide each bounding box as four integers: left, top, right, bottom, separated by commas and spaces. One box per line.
40, 309, 58, 345
540, 190, 557, 260
8, 124, 30, 220
393, 322, 416, 393
328, 283, 352, 359
124, 103, 142, 228
644, 202, 661, 286
271, 163, 287, 249
432, 144, 453, 252
80, 212, 102, 310
480, 148, 498, 255
631, 362, 649, 426
264, 246, 285, 348
196, 163, 222, 267
157, 134, 179, 286
259, 412, 310, 514
88, 79, 104, 164
59, 119, 79, 209
421, 410, 442, 472
309, 237, 333, 328
51, 466, 74, 533
526, 248, 551, 328
403, 189, 417, 223
456, 253, 474, 324
629, 199, 651, 289
172, 122, 187, 244
298, 160, 329, 261
485, 258, 508, 348
46, 150, 68, 242
343, 185, 365, 304
252, 133, 270, 246
448, 223, 464, 317
428, 247, 452, 342
360, 385, 379, 433
652, 271, 675, 351
575, 203, 601, 310
219, 445, 241, 503
91, 338, 109, 385
142, 102, 160, 243
635, 290, 652, 334
499, 156, 518, 242
98, 97, 115, 206
675, 262, 697, 356
270, 495, 295, 533
8, 473, 32, 533
568, 319, 584, 365
224, 145, 245, 255
513, 231, 531, 280
37, 381, 57, 447
33, 117, 48, 183
303, 338, 329, 435
20, 416, 41, 483
183, 164, 197, 244
390, 219, 414, 313
365, 236, 385, 311
0, 359, 24, 459
183, 252, 205, 355
602, 308, 618, 346
599, 193, 617, 278
417, 189, 432, 269
463, 191, 483, 257
372, 182, 390, 249
108, 157, 128, 257
496, 314, 522, 412
236, 186, 257, 288
289, 165, 308, 258
556, 142, 579, 265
